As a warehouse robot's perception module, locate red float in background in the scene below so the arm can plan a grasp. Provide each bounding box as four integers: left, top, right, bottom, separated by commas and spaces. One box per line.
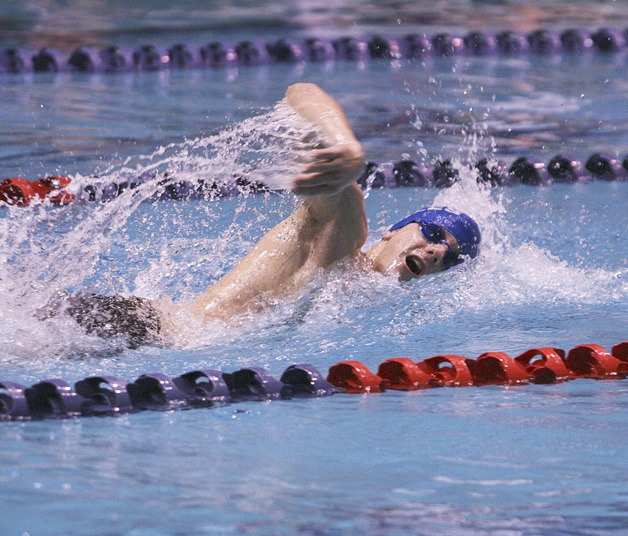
612, 341, 628, 361
327, 342, 626, 395
30, 176, 75, 205
612, 342, 628, 375
0, 176, 74, 207
0, 177, 34, 206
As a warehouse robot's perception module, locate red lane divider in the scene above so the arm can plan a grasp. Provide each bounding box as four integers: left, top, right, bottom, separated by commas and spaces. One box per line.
514, 347, 571, 384
0, 177, 35, 206
377, 358, 435, 390
565, 344, 625, 379
472, 351, 530, 385
327, 361, 386, 393
417, 355, 475, 387
30, 176, 76, 205
611, 341, 628, 363
0, 176, 74, 206
326, 342, 627, 393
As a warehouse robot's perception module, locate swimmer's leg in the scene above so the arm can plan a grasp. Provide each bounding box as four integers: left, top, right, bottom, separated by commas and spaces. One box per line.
66, 294, 162, 348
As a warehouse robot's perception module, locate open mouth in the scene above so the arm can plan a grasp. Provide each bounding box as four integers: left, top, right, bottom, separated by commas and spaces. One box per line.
405, 255, 424, 277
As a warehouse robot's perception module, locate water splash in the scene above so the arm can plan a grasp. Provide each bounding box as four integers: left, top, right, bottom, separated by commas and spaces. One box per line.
0, 101, 316, 361
0, 95, 624, 365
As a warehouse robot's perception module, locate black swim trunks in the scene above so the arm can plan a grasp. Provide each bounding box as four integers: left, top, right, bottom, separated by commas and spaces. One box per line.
66, 294, 162, 348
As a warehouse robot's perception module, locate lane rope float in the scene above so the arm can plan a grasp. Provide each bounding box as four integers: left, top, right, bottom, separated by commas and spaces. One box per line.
1, 341, 625, 421
1, 152, 626, 208
0, 28, 626, 75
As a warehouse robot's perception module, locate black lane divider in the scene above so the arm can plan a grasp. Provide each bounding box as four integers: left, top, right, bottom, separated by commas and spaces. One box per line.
1, 28, 626, 75
1, 153, 626, 207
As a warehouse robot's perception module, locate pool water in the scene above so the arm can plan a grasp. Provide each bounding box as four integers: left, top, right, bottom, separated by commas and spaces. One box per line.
0, 2, 627, 535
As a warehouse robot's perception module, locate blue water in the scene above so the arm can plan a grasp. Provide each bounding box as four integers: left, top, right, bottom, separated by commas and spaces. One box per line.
1, 2, 627, 535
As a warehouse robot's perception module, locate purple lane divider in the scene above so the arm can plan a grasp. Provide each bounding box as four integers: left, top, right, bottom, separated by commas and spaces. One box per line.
223, 367, 293, 401
172, 370, 232, 405
1, 28, 625, 76
280, 364, 336, 397
0, 381, 31, 420
25, 379, 88, 418
74, 376, 134, 415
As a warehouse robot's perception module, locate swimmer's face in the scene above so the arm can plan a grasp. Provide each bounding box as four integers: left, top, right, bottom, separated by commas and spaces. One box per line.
366, 223, 460, 281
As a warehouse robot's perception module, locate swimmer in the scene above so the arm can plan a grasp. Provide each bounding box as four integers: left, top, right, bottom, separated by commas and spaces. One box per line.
65, 83, 480, 346
190, 84, 481, 320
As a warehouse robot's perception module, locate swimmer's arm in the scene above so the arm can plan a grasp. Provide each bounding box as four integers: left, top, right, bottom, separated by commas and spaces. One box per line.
192, 85, 368, 321
285, 83, 360, 148
192, 183, 366, 321
192, 215, 311, 320
285, 83, 366, 208
285, 83, 368, 263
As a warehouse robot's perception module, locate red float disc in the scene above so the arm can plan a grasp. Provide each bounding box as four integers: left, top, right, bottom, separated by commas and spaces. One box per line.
0, 177, 35, 207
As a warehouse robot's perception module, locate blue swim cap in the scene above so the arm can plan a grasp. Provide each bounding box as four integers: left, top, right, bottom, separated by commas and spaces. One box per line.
389, 206, 481, 267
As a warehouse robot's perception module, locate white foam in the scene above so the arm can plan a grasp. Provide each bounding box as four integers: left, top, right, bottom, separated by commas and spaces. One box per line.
0, 102, 315, 361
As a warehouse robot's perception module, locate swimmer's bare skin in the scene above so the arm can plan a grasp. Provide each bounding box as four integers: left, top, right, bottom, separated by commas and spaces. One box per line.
189, 83, 459, 322
192, 83, 368, 321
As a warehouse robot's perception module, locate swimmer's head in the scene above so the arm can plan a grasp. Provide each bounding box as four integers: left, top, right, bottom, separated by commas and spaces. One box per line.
390, 207, 481, 267
366, 206, 481, 280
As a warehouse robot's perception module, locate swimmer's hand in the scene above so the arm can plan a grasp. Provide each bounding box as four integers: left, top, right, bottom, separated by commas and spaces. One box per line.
285, 83, 365, 196
291, 141, 365, 196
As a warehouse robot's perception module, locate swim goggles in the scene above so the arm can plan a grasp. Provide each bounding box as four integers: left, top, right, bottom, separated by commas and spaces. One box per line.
418, 222, 462, 270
